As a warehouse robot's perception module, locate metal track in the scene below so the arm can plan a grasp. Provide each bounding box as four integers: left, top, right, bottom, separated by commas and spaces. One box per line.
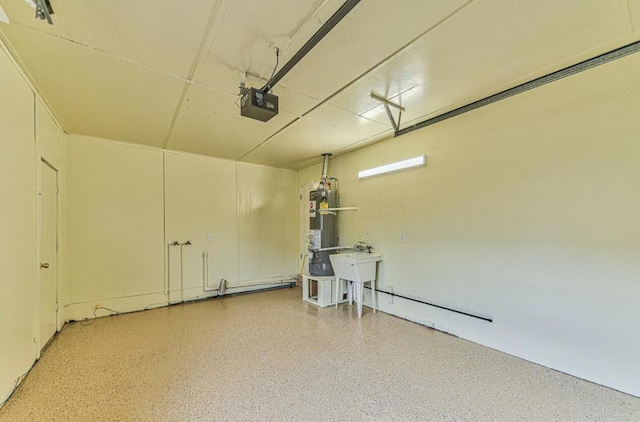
262, 0, 361, 93
396, 40, 640, 137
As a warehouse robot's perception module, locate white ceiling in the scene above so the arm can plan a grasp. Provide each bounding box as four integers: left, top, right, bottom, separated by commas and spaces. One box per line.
1, 0, 638, 169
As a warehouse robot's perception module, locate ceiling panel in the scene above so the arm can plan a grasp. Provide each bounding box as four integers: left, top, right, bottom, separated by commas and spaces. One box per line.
328, 0, 633, 127
193, 0, 345, 98
267, 84, 319, 116
53, 0, 91, 44
278, 0, 471, 102
167, 83, 298, 160
280, 127, 395, 171
0, 0, 216, 76
0, 23, 186, 146
306, 103, 389, 137
83, 0, 218, 78
630, 0, 640, 32
240, 117, 364, 168
330, 66, 425, 127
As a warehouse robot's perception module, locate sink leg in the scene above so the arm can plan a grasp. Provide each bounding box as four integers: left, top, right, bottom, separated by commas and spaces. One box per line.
356, 282, 363, 318
371, 278, 376, 314
335, 277, 341, 308
348, 281, 353, 305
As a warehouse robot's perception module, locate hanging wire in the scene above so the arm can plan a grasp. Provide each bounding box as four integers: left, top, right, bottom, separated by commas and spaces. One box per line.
236, 48, 280, 108
262, 47, 280, 93
79, 306, 121, 326
0, 369, 31, 409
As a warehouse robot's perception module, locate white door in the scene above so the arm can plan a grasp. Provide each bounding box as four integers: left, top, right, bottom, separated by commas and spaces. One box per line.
39, 160, 58, 349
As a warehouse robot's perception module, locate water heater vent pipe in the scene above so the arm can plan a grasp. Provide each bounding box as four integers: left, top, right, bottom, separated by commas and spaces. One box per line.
319, 153, 332, 190
321, 153, 331, 180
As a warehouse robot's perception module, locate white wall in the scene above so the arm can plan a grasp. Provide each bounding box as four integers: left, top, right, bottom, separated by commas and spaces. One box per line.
237, 163, 298, 282
65, 137, 166, 319
165, 151, 238, 302
299, 53, 640, 396
0, 42, 65, 404
0, 38, 36, 405
66, 137, 298, 320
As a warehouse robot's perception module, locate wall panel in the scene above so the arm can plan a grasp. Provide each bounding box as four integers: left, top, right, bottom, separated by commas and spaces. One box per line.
0, 44, 36, 404
66, 137, 165, 314
165, 152, 238, 301
282, 170, 299, 276
237, 164, 297, 282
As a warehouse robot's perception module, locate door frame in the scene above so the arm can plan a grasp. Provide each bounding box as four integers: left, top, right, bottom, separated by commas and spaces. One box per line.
36, 157, 59, 357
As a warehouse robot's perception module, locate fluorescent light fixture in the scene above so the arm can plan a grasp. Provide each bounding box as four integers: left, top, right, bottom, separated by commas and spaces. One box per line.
358, 155, 426, 178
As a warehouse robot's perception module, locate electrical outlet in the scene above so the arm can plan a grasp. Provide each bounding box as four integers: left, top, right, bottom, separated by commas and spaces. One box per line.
400, 233, 406, 242
207, 233, 214, 241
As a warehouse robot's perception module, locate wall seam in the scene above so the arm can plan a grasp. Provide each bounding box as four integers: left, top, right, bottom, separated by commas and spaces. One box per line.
32, 92, 40, 360
162, 152, 168, 303
235, 162, 240, 285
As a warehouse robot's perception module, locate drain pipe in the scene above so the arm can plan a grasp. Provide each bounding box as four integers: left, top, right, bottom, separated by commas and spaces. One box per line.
230, 278, 297, 288
217, 278, 227, 295
218, 278, 296, 296
202, 251, 294, 296
202, 249, 294, 296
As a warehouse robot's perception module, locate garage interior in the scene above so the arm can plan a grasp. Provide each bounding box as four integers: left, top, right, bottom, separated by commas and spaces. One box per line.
1, 0, 640, 420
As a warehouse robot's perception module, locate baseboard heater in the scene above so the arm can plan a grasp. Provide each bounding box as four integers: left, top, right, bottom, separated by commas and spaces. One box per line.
364, 286, 492, 322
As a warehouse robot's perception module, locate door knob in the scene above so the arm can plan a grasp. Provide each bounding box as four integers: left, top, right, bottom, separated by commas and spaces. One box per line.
40, 263, 50, 269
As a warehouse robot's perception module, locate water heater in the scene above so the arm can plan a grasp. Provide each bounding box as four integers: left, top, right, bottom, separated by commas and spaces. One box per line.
308, 154, 338, 276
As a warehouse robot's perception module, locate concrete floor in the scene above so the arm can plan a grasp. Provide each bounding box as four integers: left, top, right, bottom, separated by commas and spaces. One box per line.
1, 286, 639, 421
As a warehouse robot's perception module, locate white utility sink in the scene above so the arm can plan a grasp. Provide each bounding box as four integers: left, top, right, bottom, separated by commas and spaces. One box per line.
330, 252, 383, 318
330, 252, 382, 283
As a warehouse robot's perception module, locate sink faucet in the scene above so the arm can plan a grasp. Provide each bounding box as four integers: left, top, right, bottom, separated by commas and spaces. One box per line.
354, 241, 373, 253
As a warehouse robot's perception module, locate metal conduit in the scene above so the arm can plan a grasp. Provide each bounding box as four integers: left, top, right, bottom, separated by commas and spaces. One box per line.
364, 286, 492, 323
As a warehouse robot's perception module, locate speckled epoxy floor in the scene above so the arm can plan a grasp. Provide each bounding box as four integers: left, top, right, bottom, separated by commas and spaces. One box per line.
1, 286, 639, 421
